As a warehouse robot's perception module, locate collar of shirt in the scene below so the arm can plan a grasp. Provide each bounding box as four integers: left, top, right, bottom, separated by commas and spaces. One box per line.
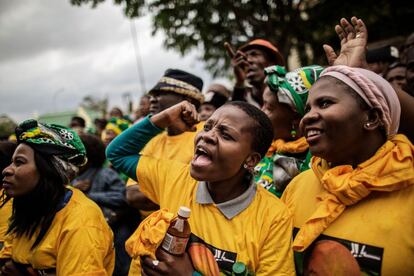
196, 178, 257, 219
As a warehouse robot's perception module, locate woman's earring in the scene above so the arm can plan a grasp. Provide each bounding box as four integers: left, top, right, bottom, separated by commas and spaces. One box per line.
243, 163, 248, 169
365, 122, 371, 128
291, 124, 297, 138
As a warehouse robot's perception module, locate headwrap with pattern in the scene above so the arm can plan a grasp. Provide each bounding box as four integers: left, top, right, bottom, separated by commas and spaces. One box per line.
265, 65, 324, 116
15, 119, 87, 167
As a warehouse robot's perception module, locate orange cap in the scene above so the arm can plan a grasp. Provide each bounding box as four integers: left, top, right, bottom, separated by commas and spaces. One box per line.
239, 39, 285, 66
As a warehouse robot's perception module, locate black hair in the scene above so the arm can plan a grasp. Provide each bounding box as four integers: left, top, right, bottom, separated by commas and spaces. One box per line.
70, 116, 86, 128
79, 134, 106, 168
225, 101, 274, 158
7, 145, 66, 249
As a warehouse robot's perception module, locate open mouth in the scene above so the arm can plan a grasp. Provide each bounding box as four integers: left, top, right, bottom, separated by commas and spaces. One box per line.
2, 180, 12, 190
305, 129, 323, 144
191, 146, 213, 168
246, 68, 256, 78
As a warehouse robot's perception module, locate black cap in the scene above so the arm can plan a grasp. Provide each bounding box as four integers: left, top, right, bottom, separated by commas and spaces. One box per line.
367, 46, 399, 63
149, 69, 204, 104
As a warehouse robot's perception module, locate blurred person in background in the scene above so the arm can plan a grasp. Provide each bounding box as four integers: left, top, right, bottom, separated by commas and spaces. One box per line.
109, 107, 124, 119
101, 117, 131, 147
225, 39, 285, 107
198, 83, 230, 121
101, 117, 131, 183
94, 117, 108, 137
366, 45, 399, 76
400, 32, 414, 63
405, 47, 414, 96
73, 134, 136, 276
69, 116, 86, 134
133, 95, 151, 123
384, 62, 407, 90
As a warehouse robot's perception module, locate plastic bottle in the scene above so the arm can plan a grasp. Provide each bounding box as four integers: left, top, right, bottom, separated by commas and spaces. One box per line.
160, 206, 191, 256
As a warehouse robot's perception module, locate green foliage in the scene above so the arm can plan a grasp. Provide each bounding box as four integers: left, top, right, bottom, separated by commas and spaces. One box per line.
71, 0, 414, 76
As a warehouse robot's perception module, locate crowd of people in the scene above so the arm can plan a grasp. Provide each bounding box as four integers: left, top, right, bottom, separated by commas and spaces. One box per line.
0, 16, 413, 275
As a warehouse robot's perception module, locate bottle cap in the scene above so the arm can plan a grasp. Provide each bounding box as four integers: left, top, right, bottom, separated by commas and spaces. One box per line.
178, 206, 191, 218
232, 262, 246, 273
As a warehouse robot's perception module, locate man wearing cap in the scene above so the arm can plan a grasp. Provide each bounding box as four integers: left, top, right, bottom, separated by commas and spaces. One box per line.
125, 69, 203, 212
366, 45, 399, 76
226, 39, 285, 107
124, 69, 204, 275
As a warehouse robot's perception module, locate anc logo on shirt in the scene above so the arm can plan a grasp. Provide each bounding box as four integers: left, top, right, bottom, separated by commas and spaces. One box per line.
188, 234, 239, 275
293, 228, 383, 276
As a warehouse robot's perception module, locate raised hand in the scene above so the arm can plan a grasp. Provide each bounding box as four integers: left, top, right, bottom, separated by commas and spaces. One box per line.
224, 42, 249, 86
150, 101, 199, 132
323, 16, 369, 68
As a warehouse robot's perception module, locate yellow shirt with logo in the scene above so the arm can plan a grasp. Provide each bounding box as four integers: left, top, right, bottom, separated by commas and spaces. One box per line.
282, 169, 414, 275
129, 156, 295, 275
0, 188, 115, 275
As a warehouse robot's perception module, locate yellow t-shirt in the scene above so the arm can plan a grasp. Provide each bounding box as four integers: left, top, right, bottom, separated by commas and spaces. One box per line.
282, 169, 414, 275
130, 156, 295, 275
0, 188, 115, 275
0, 189, 12, 246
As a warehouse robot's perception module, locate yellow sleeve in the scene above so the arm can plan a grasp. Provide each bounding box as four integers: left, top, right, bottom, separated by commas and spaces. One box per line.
136, 156, 191, 206
56, 225, 115, 275
257, 210, 295, 275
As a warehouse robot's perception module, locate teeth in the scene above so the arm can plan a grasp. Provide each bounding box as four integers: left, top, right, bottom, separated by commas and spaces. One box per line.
307, 130, 321, 137
197, 147, 207, 155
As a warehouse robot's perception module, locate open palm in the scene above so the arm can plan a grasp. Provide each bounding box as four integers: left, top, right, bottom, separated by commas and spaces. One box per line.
324, 17, 369, 68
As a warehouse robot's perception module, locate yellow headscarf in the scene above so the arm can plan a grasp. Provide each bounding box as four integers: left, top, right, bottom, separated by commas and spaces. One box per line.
293, 134, 414, 251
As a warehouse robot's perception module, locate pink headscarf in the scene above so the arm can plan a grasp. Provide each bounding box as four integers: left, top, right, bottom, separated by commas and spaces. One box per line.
321, 65, 400, 137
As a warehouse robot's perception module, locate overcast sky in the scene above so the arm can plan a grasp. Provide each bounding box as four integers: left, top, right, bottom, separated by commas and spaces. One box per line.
0, 0, 226, 122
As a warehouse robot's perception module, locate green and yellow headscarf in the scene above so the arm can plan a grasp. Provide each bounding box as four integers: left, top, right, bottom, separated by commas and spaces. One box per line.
265, 65, 324, 116
104, 117, 130, 136
16, 119, 87, 167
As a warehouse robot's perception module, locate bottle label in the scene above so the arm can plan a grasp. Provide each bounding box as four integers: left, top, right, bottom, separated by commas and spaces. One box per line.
161, 232, 189, 255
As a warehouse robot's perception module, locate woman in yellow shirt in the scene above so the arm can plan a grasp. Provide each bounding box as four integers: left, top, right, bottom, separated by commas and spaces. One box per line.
0, 119, 114, 275
281, 65, 414, 275
107, 101, 295, 275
